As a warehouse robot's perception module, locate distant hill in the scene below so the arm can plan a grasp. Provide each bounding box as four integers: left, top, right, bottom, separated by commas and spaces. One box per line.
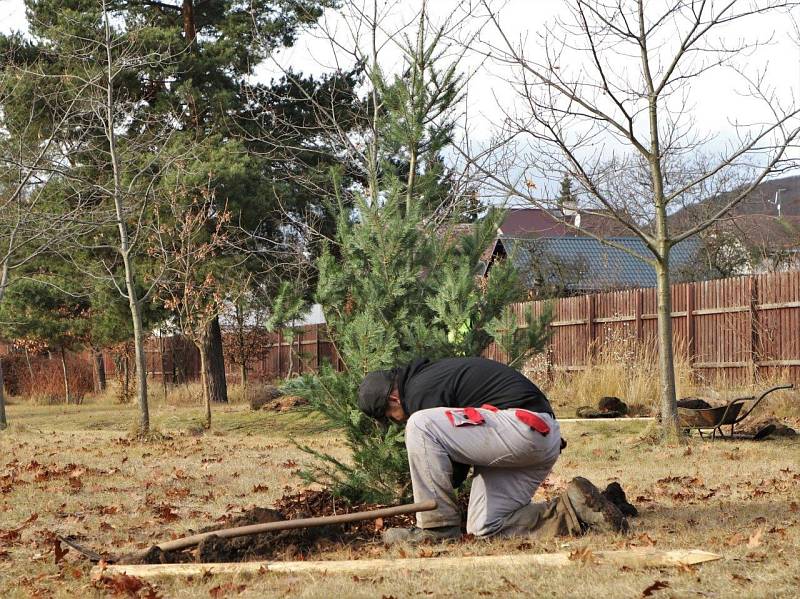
671, 174, 800, 224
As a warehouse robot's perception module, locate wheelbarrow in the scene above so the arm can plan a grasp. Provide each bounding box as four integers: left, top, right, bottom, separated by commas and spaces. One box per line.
677, 384, 794, 439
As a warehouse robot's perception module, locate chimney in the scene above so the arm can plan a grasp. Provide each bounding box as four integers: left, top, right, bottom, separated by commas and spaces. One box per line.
560, 199, 578, 218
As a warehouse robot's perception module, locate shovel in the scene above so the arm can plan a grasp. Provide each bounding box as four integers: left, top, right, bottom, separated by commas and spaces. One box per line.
60, 499, 437, 564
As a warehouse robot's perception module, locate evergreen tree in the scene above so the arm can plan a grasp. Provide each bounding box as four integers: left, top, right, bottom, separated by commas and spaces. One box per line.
0, 276, 89, 403
286, 10, 551, 503
558, 173, 576, 212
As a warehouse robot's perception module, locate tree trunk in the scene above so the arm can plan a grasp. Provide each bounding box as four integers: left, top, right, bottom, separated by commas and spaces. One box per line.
92, 349, 107, 392
123, 353, 130, 402
60, 347, 71, 405
128, 299, 149, 430
0, 357, 7, 430
198, 336, 211, 429
655, 258, 680, 439
182, 0, 197, 44
103, 5, 149, 433
24, 347, 34, 384
239, 363, 247, 389
205, 316, 228, 403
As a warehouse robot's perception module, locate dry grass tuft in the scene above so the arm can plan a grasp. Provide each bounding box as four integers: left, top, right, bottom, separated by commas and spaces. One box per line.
544, 336, 694, 417
542, 334, 798, 424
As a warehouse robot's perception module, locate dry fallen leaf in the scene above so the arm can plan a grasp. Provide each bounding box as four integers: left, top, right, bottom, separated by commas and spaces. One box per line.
53, 539, 69, 564
94, 573, 161, 598
209, 582, 246, 597
732, 573, 752, 584
641, 580, 670, 597
568, 547, 597, 564
747, 526, 764, 548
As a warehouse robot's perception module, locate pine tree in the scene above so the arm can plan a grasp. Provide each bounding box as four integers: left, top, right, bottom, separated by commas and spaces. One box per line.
285, 10, 551, 503
0, 275, 89, 403
558, 173, 576, 212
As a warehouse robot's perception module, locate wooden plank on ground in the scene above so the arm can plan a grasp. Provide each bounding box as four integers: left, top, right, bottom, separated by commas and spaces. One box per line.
92, 549, 722, 581
558, 417, 654, 423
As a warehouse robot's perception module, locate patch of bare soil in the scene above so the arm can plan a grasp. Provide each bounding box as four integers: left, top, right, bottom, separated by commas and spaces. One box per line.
131, 489, 468, 565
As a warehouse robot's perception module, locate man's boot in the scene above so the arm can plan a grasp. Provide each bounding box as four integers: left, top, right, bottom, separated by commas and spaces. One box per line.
565, 477, 629, 534
382, 525, 462, 545
601, 482, 638, 517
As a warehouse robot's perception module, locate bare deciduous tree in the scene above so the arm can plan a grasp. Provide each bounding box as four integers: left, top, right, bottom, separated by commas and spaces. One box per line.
0, 55, 93, 429
152, 189, 237, 429
471, 0, 800, 437
31, 2, 185, 434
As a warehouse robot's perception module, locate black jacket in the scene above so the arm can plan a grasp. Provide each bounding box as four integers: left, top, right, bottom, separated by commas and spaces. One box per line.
395, 357, 554, 418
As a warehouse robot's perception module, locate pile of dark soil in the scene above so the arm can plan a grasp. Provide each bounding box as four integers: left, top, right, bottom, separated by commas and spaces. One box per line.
738, 417, 798, 438
130, 489, 468, 565
575, 396, 629, 418
677, 398, 713, 410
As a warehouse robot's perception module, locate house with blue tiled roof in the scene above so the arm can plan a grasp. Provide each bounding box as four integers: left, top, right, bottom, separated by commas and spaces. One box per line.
484, 235, 701, 297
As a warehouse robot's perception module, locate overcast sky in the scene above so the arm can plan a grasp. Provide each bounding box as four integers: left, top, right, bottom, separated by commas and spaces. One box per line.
2, 0, 799, 203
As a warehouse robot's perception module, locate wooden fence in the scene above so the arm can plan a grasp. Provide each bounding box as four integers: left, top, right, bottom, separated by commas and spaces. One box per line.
3, 270, 800, 388
97, 324, 340, 384
484, 269, 800, 384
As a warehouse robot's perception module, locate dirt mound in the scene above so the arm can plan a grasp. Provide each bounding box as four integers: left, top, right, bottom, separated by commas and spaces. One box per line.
249, 386, 308, 412
248, 386, 282, 410
576, 396, 629, 418
677, 398, 713, 410
131, 489, 456, 565
265, 395, 308, 412
738, 418, 798, 438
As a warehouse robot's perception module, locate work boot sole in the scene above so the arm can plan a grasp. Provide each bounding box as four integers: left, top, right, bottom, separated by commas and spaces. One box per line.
566, 477, 629, 534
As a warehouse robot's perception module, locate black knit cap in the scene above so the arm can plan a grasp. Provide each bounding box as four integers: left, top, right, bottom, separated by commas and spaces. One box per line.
357, 370, 395, 419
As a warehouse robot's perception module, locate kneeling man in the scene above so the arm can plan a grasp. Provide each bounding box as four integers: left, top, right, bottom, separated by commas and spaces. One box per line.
357, 357, 629, 544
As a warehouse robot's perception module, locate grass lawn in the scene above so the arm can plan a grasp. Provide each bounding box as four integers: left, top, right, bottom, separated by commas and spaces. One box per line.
1, 398, 799, 598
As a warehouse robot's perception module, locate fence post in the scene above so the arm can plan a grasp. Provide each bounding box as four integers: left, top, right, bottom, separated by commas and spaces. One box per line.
586, 294, 596, 361
686, 284, 696, 365
297, 330, 303, 375
635, 288, 643, 342
316, 325, 322, 371
749, 276, 759, 384
160, 335, 167, 397
277, 330, 283, 378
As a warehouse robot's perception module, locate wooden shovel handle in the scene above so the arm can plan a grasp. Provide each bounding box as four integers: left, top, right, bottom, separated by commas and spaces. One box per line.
154, 499, 437, 554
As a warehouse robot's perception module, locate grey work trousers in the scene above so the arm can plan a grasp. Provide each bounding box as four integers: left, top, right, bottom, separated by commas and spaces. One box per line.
406, 406, 565, 538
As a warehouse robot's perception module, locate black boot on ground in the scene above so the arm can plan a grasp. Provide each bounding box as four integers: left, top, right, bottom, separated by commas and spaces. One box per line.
601, 481, 638, 517
565, 477, 629, 534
